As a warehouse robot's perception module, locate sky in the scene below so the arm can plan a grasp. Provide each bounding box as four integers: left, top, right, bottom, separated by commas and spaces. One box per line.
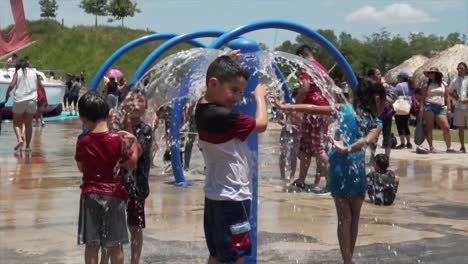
1, 0, 467, 48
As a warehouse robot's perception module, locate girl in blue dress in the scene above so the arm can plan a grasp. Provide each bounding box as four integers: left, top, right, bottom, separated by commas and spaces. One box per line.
326, 78, 384, 264
275, 78, 385, 264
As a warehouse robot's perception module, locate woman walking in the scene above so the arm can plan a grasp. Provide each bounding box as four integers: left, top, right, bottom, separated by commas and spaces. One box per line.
4, 61, 38, 152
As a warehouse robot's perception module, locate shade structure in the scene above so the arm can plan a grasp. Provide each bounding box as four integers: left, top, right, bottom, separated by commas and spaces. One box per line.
413, 44, 468, 88
384, 55, 429, 85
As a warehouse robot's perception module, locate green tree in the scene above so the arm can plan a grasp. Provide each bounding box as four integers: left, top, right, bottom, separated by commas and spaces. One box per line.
446, 32, 464, 46
275, 40, 298, 53
79, 0, 108, 27
107, 0, 140, 27
39, 0, 58, 18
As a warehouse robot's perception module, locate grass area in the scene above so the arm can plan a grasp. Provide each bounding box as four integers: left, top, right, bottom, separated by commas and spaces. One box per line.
390, 120, 463, 143
2, 19, 192, 85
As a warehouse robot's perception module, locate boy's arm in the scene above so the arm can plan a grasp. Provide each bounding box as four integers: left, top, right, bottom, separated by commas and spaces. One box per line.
252, 84, 269, 133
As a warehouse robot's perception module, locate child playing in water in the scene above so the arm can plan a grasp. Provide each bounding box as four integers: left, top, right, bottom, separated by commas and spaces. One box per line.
195, 55, 269, 264
295, 44, 332, 192
367, 153, 400, 206
276, 77, 385, 264
278, 109, 301, 183
103, 88, 153, 264
75, 92, 139, 264
327, 78, 384, 264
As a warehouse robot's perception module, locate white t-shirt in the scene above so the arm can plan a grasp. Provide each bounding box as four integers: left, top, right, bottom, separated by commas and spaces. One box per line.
426, 82, 446, 106
449, 76, 468, 110
195, 102, 256, 201
14, 68, 38, 103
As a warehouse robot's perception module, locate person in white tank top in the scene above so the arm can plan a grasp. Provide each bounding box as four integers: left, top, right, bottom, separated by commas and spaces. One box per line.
419, 67, 455, 153
4, 61, 38, 152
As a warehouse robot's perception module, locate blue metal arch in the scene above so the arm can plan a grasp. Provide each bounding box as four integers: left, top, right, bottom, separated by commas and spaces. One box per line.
209, 19, 358, 90
88, 33, 208, 91
130, 30, 226, 185
130, 30, 225, 84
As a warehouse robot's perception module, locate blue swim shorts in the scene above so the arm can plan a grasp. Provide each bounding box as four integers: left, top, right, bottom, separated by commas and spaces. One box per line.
204, 198, 251, 263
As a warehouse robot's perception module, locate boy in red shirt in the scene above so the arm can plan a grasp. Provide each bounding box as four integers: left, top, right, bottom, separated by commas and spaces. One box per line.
75, 92, 139, 264
294, 45, 331, 192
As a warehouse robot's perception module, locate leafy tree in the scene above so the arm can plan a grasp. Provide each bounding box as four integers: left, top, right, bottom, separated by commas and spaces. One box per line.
39, 0, 58, 18
107, 0, 140, 27
275, 40, 298, 54
446, 32, 464, 46
274, 28, 464, 80
79, 0, 108, 27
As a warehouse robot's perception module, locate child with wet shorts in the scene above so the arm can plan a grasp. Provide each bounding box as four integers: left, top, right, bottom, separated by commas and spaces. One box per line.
278, 109, 302, 183
195, 54, 269, 264
103, 88, 153, 264
367, 153, 400, 206
75, 92, 139, 264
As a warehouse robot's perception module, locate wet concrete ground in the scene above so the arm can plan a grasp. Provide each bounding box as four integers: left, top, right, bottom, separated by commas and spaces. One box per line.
1, 119, 467, 263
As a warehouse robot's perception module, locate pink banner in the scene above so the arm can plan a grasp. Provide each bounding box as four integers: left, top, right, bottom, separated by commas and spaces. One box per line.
0, 0, 31, 57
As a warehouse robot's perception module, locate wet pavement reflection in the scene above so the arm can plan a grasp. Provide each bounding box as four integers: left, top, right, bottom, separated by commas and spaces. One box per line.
1, 119, 467, 263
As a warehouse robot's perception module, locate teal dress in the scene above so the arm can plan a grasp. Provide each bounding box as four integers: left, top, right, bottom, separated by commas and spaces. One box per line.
328, 104, 378, 196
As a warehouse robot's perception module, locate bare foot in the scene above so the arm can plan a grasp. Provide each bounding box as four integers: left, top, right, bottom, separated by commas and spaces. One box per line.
25, 147, 32, 153
14, 141, 24, 151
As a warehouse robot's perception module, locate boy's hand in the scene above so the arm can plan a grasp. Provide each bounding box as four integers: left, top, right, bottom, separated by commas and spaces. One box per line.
230, 49, 242, 60
252, 83, 269, 98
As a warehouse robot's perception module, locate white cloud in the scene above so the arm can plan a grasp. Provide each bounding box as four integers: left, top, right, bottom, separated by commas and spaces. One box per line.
345, 3, 436, 24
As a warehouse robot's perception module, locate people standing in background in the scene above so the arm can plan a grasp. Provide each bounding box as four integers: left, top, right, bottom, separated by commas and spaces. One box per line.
35, 75, 48, 127
366, 69, 385, 165
278, 109, 302, 184
419, 67, 455, 153
448, 62, 468, 153
103, 77, 119, 110
68, 76, 82, 116
80, 69, 86, 87
3, 53, 17, 69
394, 71, 414, 149
183, 102, 197, 171
64, 74, 73, 113
117, 77, 129, 105
340, 81, 350, 100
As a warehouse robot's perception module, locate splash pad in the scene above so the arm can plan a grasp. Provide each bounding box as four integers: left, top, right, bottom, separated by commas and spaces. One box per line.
88, 20, 357, 263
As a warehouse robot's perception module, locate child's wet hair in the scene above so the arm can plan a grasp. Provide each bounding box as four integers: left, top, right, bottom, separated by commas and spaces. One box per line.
206, 55, 250, 86
296, 44, 313, 57
129, 87, 148, 107
78, 92, 110, 122
354, 77, 385, 116
375, 154, 389, 171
